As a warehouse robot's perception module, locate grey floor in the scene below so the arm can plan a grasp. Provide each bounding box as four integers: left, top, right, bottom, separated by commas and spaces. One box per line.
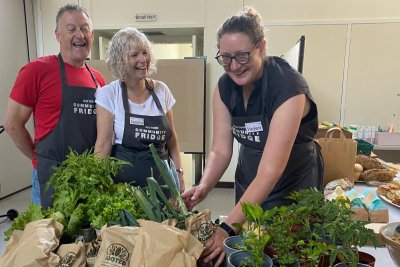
0, 186, 235, 256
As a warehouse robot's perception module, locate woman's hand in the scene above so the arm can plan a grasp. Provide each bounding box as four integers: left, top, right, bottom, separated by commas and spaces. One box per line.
199, 227, 228, 267
181, 185, 207, 211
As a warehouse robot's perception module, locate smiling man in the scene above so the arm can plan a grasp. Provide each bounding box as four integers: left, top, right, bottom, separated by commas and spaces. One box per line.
4, 3, 106, 208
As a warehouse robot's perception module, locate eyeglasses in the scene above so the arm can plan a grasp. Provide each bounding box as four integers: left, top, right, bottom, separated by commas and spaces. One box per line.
215, 42, 260, 66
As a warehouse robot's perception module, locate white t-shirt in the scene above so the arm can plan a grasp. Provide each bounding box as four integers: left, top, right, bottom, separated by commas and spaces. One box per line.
95, 79, 176, 144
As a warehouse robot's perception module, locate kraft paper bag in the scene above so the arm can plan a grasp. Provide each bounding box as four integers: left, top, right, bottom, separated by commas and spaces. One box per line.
318, 127, 357, 186
94, 225, 140, 267
130, 220, 204, 267
185, 209, 214, 244
0, 218, 63, 267
56, 241, 86, 267
86, 240, 101, 267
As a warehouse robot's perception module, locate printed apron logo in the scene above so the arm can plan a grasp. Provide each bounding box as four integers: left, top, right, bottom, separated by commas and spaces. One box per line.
232, 122, 262, 143
135, 127, 166, 141
104, 243, 129, 266
73, 99, 95, 115
130, 117, 144, 126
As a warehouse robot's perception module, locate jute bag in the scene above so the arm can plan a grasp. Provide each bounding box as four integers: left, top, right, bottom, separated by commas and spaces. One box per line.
317, 127, 357, 186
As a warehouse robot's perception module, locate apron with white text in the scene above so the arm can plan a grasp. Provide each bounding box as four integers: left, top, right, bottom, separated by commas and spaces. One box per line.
111, 80, 172, 188
232, 67, 323, 210
36, 54, 98, 208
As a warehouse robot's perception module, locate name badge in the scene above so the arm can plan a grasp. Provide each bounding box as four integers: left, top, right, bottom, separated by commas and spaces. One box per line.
245, 121, 263, 133
130, 117, 144, 126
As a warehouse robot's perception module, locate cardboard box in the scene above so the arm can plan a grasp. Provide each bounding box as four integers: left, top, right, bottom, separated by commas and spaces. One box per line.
316, 127, 353, 139
374, 132, 400, 146
369, 209, 389, 223
350, 207, 389, 223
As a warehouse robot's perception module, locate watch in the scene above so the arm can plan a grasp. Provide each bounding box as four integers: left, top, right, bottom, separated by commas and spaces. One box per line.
176, 168, 184, 175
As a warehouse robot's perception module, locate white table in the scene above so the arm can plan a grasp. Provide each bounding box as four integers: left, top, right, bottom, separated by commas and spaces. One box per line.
355, 183, 399, 267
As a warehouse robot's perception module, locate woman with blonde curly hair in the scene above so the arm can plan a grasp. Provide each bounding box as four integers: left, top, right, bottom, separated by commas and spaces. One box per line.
95, 27, 184, 192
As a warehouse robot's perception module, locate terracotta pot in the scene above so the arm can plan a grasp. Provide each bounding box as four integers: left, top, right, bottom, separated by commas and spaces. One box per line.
358, 251, 375, 267
330, 251, 375, 267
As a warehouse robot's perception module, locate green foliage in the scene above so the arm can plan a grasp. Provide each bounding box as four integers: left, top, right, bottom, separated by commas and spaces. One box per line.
130, 144, 194, 229
4, 203, 44, 240
149, 144, 188, 217
46, 149, 144, 237
322, 197, 380, 267
86, 183, 145, 229
233, 202, 271, 267
113, 209, 140, 227
276, 188, 379, 267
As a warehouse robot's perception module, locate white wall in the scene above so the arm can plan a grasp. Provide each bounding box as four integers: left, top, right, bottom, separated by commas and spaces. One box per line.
0, 1, 35, 197
20, 0, 400, 184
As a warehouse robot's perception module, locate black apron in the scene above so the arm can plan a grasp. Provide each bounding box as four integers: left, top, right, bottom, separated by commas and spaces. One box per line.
232, 66, 323, 210
111, 80, 172, 188
36, 54, 99, 208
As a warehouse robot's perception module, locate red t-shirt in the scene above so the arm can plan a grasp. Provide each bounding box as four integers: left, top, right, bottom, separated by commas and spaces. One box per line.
9, 55, 106, 168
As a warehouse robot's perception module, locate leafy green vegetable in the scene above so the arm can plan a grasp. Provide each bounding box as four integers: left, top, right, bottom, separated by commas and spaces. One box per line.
149, 144, 188, 217
86, 183, 145, 229
46, 149, 143, 237
126, 144, 193, 229
4, 203, 44, 240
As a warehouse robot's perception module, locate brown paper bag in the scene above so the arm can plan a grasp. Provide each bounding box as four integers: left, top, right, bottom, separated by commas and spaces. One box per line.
130, 220, 204, 267
86, 240, 101, 267
185, 209, 214, 244
0, 218, 63, 267
318, 127, 357, 186
56, 241, 86, 267
94, 225, 140, 267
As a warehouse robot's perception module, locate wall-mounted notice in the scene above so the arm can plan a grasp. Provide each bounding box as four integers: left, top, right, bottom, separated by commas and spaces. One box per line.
134, 13, 157, 22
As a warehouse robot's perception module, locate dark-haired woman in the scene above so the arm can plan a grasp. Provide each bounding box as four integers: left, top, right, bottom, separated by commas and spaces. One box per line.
182, 7, 323, 266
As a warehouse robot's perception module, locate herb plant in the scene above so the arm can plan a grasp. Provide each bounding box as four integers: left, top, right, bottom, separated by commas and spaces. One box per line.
233, 202, 271, 267
47, 149, 144, 237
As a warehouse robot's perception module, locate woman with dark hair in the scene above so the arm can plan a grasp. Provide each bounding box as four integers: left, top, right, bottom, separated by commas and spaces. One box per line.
182, 7, 323, 266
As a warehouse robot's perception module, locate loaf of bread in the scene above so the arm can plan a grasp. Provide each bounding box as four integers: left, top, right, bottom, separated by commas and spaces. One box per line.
359, 168, 397, 182
355, 155, 383, 170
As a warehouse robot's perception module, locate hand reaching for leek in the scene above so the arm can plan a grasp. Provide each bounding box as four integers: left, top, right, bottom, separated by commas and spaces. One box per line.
181, 185, 208, 211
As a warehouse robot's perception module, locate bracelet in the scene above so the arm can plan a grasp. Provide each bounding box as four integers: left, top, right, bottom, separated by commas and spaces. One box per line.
176, 168, 184, 175
219, 222, 236, 237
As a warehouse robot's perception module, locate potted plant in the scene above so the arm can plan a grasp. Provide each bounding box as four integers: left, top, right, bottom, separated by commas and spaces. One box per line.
266, 188, 334, 267
229, 202, 273, 267
323, 197, 380, 267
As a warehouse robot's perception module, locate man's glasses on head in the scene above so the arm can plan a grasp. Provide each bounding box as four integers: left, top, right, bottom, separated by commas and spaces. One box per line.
215, 42, 260, 66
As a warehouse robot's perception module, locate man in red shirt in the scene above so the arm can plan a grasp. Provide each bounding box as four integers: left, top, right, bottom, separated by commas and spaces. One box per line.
4, 3, 106, 208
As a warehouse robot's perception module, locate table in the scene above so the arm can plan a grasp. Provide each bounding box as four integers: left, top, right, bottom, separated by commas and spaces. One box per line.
355, 183, 399, 266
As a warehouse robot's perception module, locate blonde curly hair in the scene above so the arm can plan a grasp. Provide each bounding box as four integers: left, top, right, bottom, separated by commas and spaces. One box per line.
106, 27, 157, 80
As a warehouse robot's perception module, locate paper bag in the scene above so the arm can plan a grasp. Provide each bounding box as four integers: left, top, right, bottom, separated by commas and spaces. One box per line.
318, 127, 357, 186
56, 241, 86, 267
185, 209, 214, 244
130, 220, 204, 267
94, 225, 140, 267
0, 218, 63, 267
86, 241, 101, 267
